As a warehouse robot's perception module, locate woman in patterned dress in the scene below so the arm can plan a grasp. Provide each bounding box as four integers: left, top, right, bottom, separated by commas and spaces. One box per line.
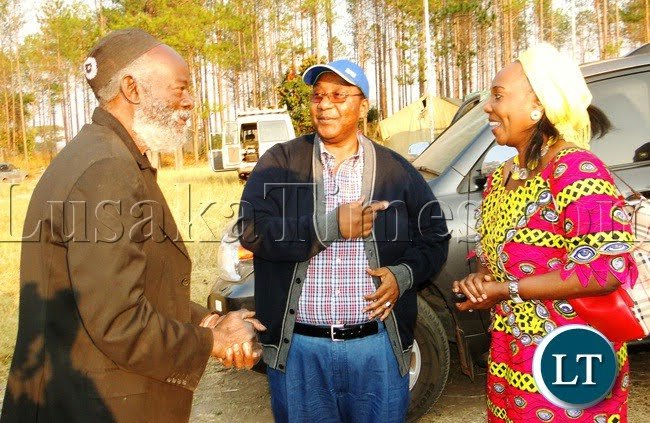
453, 43, 638, 422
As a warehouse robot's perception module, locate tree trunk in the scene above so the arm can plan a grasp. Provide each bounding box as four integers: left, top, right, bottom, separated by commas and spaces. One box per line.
506, 0, 513, 65
83, 81, 92, 122
373, 19, 382, 118
189, 59, 200, 165
252, 12, 261, 108
493, 0, 501, 82
478, 19, 488, 90
73, 75, 81, 135
1, 66, 10, 150
311, 5, 319, 57
453, 15, 460, 98
418, 17, 426, 98
615, 0, 620, 54
16, 53, 28, 161
466, 14, 473, 95
274, 6, 283, 88
211, 61, 218, 133
325, 0, 334, 62
354, 0, 368, 69
377, 0, 387, 119
50, 94, 57, 146
66, 77, 73, 140
387, 17, 395, 117
596, 0, 609, 57
216, 63, 224, 132
595, 0, 604, 56
9, 57, 16, 151
549, 2, 555, 45
604, 0, 609, 57
646, 0, 650, 43
237, 28, 244, 110
299, 11, 306, 61
96, 0, 107, 34
201, 59, 210, 162
57, 49, 70, 143
539, 0, 546, 41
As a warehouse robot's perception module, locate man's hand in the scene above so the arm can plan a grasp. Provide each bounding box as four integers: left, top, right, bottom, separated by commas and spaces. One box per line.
363, 267, 400, 321
338, 197, 389, 239
210, 309, 266, 369
220, 341, 264, 369
199, 313, 223, 328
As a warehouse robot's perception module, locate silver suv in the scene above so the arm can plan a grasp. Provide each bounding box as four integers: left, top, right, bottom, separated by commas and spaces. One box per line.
208, 49, 650, 421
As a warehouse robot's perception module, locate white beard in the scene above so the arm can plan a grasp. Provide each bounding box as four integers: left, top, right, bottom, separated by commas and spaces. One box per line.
132, 101, 191, 153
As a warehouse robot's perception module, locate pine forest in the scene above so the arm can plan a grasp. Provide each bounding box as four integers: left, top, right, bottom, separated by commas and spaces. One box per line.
0, 0, 648, 164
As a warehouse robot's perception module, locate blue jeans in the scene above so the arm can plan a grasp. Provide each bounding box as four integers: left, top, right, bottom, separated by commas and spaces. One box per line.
267, 323, 410, 423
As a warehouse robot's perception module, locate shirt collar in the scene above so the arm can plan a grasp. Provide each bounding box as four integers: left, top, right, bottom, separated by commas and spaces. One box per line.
91, 107, 154, 172
317, 134, 364, 165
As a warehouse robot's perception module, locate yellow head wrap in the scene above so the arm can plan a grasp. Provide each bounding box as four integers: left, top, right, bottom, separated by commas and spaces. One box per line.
518, 43, 592, 150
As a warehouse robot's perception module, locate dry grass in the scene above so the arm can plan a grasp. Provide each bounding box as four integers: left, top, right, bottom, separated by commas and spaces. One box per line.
0, 164, 243, 382
0, 180, 33, 381
157, 167, 244, 304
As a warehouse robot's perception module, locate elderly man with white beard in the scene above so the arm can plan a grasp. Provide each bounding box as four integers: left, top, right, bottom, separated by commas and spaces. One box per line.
1, 29, 264, 423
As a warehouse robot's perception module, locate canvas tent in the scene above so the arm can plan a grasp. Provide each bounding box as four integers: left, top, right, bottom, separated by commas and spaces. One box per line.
379, 95, 460, 159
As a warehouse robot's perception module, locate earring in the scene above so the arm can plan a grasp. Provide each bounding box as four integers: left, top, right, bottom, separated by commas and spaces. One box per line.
530, 110, 542, 121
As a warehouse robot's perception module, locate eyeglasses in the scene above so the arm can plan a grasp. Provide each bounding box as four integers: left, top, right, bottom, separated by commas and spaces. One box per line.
310, 91, 364, 103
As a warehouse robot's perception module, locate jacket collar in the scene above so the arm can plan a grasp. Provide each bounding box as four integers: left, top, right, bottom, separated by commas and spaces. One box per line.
91, 107, 154, 172
92, 107, 189, 258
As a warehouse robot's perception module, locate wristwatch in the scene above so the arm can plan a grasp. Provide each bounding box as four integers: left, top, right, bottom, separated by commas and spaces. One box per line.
508, 280, 524, 304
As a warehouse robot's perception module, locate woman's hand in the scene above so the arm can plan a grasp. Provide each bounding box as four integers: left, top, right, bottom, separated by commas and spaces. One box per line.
453, 272, 491, 303
453, 273, 507, 312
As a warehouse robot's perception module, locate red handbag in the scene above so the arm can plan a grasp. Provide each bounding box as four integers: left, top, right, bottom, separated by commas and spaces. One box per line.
569, 286, 647, 342
568, 192, 650, 343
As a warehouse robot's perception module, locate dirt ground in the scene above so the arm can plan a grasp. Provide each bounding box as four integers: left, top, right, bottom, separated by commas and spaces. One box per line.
0, 343, 646, 421
190, 344, 650, 422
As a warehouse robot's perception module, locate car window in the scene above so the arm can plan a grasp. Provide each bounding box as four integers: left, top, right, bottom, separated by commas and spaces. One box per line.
258, 120, 289, 143
480, 144, 517, 176
413, 99, 488, 175
458, 141, 516, 194
589, 70, 650, 167
223, 122, 239, 146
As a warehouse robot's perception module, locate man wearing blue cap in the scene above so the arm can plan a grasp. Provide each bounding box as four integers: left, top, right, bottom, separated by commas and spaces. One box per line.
238, 59, 449, 422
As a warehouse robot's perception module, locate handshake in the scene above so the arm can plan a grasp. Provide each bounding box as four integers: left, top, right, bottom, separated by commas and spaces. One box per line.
200, 309, 266, 370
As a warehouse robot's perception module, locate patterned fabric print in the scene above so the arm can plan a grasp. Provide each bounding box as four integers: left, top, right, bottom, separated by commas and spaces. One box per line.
297, 139, 376, 326
549, 156, 639, 287
491, 301, 558, 343
479, 149, 635, 422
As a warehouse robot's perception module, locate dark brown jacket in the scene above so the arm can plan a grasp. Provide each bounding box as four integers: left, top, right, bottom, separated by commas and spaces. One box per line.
1, 108, 213, 422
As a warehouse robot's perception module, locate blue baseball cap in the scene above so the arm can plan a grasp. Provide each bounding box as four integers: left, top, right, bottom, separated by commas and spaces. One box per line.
302, 59, 369, 98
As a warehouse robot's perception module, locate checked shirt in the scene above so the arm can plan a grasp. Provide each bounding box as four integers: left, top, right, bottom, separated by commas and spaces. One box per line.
296, 137, 376, 326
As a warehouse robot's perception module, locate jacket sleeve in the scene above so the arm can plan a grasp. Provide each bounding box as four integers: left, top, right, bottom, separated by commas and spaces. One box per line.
388, 164, 451, 296
190, 301, 211, 325
238, 145, 337, 262
64, 158, 213, 391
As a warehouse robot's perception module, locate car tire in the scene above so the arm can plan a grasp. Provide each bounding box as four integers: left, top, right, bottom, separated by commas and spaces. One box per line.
406, 296, 451, 422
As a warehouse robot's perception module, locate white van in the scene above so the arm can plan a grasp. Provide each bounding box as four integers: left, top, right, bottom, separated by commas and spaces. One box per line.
208, 108, 296, 179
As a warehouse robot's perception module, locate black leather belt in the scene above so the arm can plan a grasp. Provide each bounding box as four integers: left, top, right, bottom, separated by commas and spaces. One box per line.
293, 321, 379, 341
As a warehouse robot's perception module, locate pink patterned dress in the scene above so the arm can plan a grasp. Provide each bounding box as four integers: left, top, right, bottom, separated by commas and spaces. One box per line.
476, 148, 638, 422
